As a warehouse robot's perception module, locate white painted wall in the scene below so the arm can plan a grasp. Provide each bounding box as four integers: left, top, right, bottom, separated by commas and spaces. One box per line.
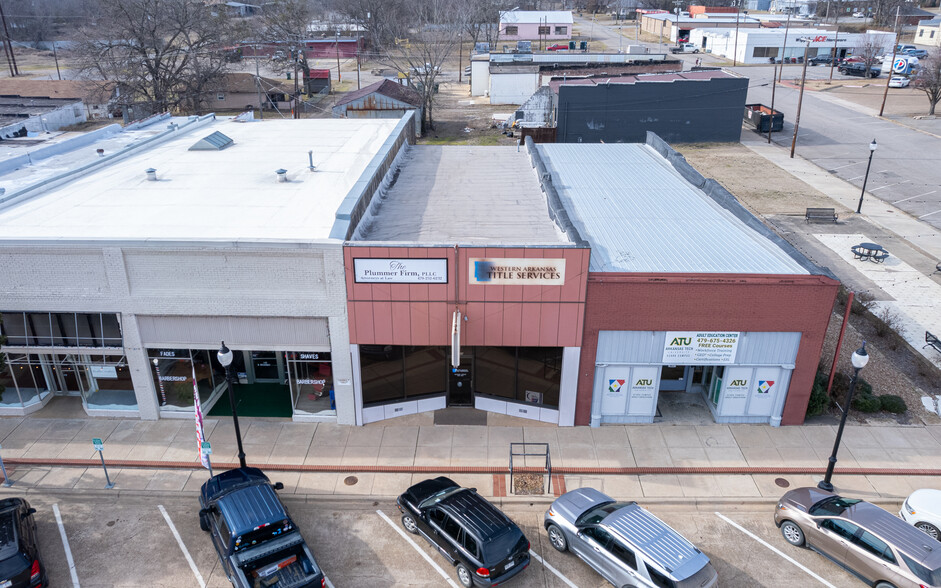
490, 72, 539, 105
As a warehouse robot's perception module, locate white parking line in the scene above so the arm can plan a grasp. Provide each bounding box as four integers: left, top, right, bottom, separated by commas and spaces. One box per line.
52, 504, 80, 588
920, 209, 941, 219
158, 505, 206, 588
828, 162, 862, 171
871, 180, 911, 192
376, 510, 461, 588
529, 550, 578, 588
324, 574, 335, 588
715, 512, 838, 588
894, 190, 936, 204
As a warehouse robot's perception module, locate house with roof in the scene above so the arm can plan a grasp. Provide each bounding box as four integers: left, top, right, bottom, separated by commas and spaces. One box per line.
0, 79, 117, 120
332, 79, 423, 137
499, 11, 573, 42
211, 72, 295, 112
916, 18, 941, 47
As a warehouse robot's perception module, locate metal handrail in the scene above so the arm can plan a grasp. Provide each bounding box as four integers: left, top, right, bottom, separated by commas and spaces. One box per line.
509, 442, 551, 495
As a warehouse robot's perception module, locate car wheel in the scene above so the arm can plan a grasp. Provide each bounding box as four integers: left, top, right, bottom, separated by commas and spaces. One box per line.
547, 523, 568, 552
915, 522, 941, 540
874, 583, 897, 588
199, 512, 210, 532
781, 521, 805, 546
401, 514, 419, 534
456, 563, 474, 588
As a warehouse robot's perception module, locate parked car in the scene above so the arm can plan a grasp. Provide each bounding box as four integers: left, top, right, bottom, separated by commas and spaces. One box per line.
839, 62, 881, 78
900, 489, 941, 540
0, 498, 46, 588
544, 488, 718, 588
889, 76, 911, 88
904, 48, 929, 59
670, 42, 699, 54
546, 43, 568, 51
809, 55, 838, 66
775, 487, 941, 587
397, 477, 530, 587
852, 11, 866, 17
199, 467, 325, 588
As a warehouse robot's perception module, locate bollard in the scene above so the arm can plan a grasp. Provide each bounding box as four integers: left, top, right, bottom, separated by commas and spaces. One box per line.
0, 444, 11, 487
92, 438, 115, 489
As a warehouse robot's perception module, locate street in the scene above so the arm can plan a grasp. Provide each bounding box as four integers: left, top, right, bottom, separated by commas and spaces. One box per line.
576, 15, 941, 231
24, 489, 868, 587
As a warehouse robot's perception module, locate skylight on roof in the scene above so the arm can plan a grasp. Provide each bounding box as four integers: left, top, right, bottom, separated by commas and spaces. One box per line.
189, 131, 233, 151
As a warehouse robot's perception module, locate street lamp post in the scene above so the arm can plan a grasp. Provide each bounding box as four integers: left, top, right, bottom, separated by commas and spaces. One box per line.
818, 342, 870, 492
856, 140, 878, 213
217, 341, 247, 469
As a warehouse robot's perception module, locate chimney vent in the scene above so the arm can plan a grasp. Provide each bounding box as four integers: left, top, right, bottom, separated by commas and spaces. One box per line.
146, 168, 157, 181
96, 148, 104, 157
276, 168, 288, 182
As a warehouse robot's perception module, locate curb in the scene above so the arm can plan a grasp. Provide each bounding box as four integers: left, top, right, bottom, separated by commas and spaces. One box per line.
6, 458, 941, 477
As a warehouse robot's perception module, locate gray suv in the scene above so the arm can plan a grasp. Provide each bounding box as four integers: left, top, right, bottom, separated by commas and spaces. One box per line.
544, 488, 718, 588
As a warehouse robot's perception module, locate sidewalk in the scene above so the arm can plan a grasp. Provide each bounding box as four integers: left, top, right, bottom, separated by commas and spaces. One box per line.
2, 406, 941, 503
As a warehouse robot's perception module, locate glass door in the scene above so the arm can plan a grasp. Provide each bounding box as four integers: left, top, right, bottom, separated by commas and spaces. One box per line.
448, 350, 474, 406
54, 354, 88, 397
250, 351, 282, 382
659, 365, 688, 392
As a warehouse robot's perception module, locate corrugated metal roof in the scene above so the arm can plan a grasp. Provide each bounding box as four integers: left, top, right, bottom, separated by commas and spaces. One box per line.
537, 144, 808, 274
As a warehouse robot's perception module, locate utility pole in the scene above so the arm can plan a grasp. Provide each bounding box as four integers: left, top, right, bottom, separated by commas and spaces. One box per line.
790, 39, 811, 158
254, 42, 264, 120
0, 0, 17, 76
733, 5, 741, 67
828, 13, 840, 83
293, 46, 299, 119
778, 12, 791, 82
879, 6, 901, 117
768, 62, 778, 144
458, 33, 463, 83
52, 42, 61, 80
336, 32, 341, 83
356, 41, 361, 90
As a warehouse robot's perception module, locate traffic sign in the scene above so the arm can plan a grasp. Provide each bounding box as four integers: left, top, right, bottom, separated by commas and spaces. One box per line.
92, 438, 103, 451
201, 441, 212, 455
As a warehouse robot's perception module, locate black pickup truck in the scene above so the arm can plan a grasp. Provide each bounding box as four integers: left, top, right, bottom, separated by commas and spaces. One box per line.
199, 467, 324, 588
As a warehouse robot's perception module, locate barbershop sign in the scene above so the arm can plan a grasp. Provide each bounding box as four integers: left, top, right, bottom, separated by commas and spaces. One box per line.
469, 258, 565, 286
663, 331, 740, 364
354, 258, 448, 283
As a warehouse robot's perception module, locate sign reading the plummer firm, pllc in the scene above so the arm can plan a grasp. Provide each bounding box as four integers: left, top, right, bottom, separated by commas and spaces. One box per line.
469, 258, 565, 286
662, 331, 740, 364
354, 258, 448, 283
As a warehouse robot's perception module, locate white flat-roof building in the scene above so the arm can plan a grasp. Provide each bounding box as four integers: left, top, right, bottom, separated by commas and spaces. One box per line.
0, 113, 411, 425
691, 28, 895, 64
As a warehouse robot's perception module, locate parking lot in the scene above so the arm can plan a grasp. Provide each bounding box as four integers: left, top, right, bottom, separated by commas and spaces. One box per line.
20, 488, 875, 587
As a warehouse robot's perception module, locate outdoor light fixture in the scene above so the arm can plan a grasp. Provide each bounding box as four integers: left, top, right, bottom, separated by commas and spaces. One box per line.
818, 341, 869, 492
217, 341, 247, 468
856, 139, 878, 214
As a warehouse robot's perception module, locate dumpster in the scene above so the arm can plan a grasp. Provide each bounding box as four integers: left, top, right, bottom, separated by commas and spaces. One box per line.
743, 103, 784, 133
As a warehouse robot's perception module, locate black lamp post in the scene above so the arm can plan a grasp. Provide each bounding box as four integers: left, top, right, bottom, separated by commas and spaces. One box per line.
818, 341, 869, 492
217, 341, 247, 469
856, 139, 878, 214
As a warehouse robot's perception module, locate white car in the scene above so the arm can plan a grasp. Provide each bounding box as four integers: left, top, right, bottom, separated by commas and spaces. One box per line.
900, 489, 941, 540
889, 76, 910, 88
852, 11, 866, 17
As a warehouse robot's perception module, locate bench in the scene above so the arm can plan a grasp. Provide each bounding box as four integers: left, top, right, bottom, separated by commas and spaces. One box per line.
806, 208, 838, 223
927, 332, 941, 355
872, 252, 889, 263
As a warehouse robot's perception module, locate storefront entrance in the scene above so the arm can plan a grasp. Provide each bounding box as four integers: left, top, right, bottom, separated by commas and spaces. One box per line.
448, 351, 474, 406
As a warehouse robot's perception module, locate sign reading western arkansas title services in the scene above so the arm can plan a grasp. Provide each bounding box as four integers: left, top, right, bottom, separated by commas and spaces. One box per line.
662, 331, 740, 364
354, 258, 448, 283
469, 258, 565, 286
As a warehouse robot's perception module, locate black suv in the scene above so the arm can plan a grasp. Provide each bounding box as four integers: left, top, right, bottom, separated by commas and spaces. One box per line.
839, 62, 881, 77
397, 477, 530, 587
809, 55, 837, 66
0, 498, 45, 588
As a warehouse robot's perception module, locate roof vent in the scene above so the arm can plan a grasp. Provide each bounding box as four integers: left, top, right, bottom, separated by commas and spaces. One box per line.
276, 168, 288, 182
146, 168, 157, 181
189, 131, 233, 151
96, 148, 104, 157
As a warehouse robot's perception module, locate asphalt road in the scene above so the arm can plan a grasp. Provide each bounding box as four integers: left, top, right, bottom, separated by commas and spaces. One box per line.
579, 16, 941, 231
22, 490, 869, 587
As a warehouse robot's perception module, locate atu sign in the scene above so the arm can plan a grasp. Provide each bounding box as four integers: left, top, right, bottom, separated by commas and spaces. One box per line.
353, 258, 448, 284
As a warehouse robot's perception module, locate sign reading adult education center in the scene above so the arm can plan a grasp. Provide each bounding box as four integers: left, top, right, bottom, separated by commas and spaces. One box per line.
469, 258, 565, 286
663, 331, 740, 364
354, 258, 448, 283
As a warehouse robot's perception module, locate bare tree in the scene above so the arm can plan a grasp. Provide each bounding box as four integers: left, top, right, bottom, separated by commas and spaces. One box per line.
73, 0, 239, 117
464, 0, 514, 48
328, 0, 408, 49
7, 0, 91, 48
914, 47, 941, 115
857, 33, 885, 77
260, 0, 324, 92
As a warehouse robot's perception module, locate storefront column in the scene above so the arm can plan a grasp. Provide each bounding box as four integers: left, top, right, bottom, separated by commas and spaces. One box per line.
120, 313, 159, 420
328, 315, 356, 425
558, 347, 581, 426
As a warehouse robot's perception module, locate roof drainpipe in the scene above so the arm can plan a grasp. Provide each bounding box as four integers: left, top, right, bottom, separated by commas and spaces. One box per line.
276, 168, 288, 182
145, 168, 157, 181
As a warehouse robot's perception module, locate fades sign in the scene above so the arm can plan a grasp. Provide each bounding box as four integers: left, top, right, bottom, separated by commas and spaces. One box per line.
468, 258, 565, 286
354, 258, 447, 284
663, 331, 740, 364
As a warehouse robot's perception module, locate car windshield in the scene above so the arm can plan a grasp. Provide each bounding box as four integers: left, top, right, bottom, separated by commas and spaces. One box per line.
418, 487, 463, 510
901, 553, 941, 585
809, 496, 862, 516
575, 501, 634, 526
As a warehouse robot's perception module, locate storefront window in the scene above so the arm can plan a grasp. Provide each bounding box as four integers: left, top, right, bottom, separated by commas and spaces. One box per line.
149, 349, 221, 411
84, 355, 137, 410
0, 312, 123, 348
476, 347, 517, 400
476, 347, 562, 409
287, 352, 335, 416
360, 346, 447, 407
404, 347, 446, 398
0, 354, 53, 408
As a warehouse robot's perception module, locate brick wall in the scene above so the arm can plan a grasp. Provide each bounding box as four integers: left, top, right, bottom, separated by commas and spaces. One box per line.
575, 272, 839, 426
